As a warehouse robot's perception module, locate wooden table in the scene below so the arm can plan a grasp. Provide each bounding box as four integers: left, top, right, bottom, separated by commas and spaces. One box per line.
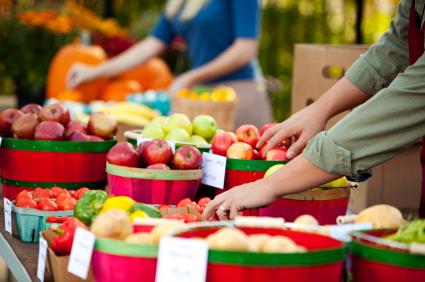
0, 202, 53, 282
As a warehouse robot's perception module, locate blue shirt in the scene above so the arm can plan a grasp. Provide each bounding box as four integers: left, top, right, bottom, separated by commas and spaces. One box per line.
151, 0, 262, 83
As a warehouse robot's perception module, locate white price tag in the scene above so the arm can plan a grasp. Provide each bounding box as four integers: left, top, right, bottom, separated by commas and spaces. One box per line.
3, 198, 12, 235
0, 136, 3, 147
201, 152, 227, 189
329, 223, 373, 242
156, 237, 208, 282
67, 227, 95, 279
37, 237, 48, 281
137, 137, 176, 153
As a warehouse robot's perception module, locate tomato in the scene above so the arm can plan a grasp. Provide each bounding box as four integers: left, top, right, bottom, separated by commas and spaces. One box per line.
46, 216, 70, 223
162, 214, 184, 221
177, 198, 192, 208
16, 190, 33, 202
16, 198, 37, 209
182, 214, 199, 223
57, 197, 76, 210
159, 204, 170, 211
33, 188, 51, 199
186, 202, 203, 214
56, 192, 71, 204
50, 187, 67, 198
74, 187, 89, 200
197, 197, 211, 207
37, 199, 57, 211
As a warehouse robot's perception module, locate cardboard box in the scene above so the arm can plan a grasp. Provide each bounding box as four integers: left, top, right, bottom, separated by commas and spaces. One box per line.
42, 229, 93, 282
291, 44, 422, 214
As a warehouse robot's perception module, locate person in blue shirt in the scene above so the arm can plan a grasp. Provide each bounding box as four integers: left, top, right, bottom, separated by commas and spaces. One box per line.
67, 0, 273, 127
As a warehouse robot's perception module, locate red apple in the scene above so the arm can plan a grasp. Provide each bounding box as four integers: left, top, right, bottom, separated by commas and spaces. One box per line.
21, 103, 43, 115
65, 121, 87, 139
11, 113, 40, 139
142, 139, 173, 166
34, 121, 65, 141
146, 163, 170, 170
87, 112, 117, 140
0, 109, 23, 136
235, 124, 259, 147
172, 146, 202, 170
259, 123, 277, 137
252, 149, 260, 160
39, 103, 70, 125
88, 135, 104, 142
226, 142, 254, 160
68, 131, 91, 142
258, 146, 268, 159
266, 148, 288, 161
211, 132, 237, 156
107, 142, 139, 167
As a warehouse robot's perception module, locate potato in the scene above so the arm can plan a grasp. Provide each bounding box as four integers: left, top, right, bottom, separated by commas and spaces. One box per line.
247, 234, 271, 252
125, 233, 155, 244
261, 236, 306, 253
90, 209, 132, 240
151, 222, 185, 244
294, 214, 319, 226
355, 204, 404, 229
207, 227, 248, 251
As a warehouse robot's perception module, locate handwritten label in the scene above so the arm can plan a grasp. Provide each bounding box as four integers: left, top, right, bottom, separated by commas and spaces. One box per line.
67, 227, 95, 279
201, 152, 227, 189
37, 237, 48, 281
156, 237, 208, 282
329, 223, 373, 242
137, 137, 176, 153
3, 198, 12, 235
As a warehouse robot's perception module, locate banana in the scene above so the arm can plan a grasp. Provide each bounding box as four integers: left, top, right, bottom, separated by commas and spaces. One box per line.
109, 112, 150, 127
109, 102, 160, 120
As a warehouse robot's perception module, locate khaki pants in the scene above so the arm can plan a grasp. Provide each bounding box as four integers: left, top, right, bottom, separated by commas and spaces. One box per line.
211, 80, 273, 129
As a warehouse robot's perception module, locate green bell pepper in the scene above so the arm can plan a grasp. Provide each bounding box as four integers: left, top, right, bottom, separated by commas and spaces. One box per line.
74, 190, 108, 225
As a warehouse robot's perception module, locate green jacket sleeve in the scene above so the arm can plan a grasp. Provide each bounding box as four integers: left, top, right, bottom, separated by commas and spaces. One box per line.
304, 53, 425, 181
345, 0, 410, 96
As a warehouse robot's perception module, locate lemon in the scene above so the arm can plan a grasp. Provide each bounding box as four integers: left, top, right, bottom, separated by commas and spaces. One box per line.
322, 177, 349, 188
100, 196, 135, 213
264, 164, 285, 178
129, 211, 149, 222
199, 92, 211, 101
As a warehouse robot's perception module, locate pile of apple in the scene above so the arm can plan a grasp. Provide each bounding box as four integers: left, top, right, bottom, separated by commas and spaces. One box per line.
0, 103, 117, 141
107, 139, 202, 170
211, 123, 288, 161
142, 113, 218, 145
14, 187, 89, 211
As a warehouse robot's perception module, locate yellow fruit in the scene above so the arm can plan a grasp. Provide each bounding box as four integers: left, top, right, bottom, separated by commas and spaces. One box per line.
199, 92, 210, 101
211, 86, 237, 102
100, 196, 135, 213
177, 88, 192, 98
322, 177, 349, 188
129, 211, 149, 222
264, 164, 285, 178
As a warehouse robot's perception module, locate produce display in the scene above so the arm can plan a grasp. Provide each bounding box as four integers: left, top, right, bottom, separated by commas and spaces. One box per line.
176, 85, 237, 102
107, 139, 202, 170
386, 220, 425, 244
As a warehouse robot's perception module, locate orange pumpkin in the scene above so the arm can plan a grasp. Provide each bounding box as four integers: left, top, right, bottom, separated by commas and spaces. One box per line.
56, 89, 83, 102
47, 44, 108, 103
100, 79, 142, 101
118, 58, 173, 90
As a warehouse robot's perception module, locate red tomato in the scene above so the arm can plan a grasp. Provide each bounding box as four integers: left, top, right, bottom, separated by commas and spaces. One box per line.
159, 204, 170, 211
16, 190, 33, 202
186, 202, 203, 214
197, 197, 211, 207
163, 214, 184, 221
33, 188, 51, 199
50, 187, 67, 198
74, 187, 89, 200
57, 197, 76, 210
16, 198, 37, 209
177, 198, 192, 208
182, 214, 199, 223
56, 192, 71, 204
37, 199, 57, 211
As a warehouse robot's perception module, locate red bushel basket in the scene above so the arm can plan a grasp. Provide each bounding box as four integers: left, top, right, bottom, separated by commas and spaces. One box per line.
218, 158, 286, 216
259, 188, 351, 225
350, 230, 425, 282
106, 163, 202, 205
0, 138, 116, 200
177, 226, 346, 282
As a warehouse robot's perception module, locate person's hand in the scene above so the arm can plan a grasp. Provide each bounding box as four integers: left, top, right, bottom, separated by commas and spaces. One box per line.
203, 179, 276, 220
256, 104, 330, 159
168, 71, 197, 95
67, 63, 100, 89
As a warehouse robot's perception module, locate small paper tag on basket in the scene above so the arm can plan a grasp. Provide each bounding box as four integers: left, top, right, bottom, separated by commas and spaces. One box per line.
201, 152, 226, 189
137, 137, 176, 153
3, 198, 12, 235
0, 137, 3, 147
37, 237, 48, 281
156, 237, 208, 282
67, 227, 95, 279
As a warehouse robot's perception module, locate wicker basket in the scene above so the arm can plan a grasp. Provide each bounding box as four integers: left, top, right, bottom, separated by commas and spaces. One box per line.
172, 96, 238, 131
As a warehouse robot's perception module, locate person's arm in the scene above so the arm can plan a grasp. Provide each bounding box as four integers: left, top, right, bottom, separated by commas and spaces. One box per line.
257, 0, 411, 158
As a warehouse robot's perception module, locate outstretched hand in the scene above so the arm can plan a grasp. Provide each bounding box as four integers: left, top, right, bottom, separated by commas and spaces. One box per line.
67, 63, 99, 89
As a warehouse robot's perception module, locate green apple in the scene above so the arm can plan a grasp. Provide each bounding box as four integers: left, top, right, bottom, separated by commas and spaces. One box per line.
264, 164, 285, 178
151, 116, 169, 129
166, 128, 191, 142
192, 115, 217, 140
142, 124, 165, 139
190, 135, 209, 145
163, 113, 192, 135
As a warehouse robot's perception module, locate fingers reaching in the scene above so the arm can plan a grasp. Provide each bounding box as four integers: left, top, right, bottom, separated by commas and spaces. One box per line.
256, 124, 280, 149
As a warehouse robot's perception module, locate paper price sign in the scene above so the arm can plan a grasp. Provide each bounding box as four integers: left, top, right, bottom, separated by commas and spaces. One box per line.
67, 227, 95, 279
3, 198, 12, 235
156, 237, 208, 282
201, 152, 226, 189
37, 237, 48, 281
137, 137, 176, 153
